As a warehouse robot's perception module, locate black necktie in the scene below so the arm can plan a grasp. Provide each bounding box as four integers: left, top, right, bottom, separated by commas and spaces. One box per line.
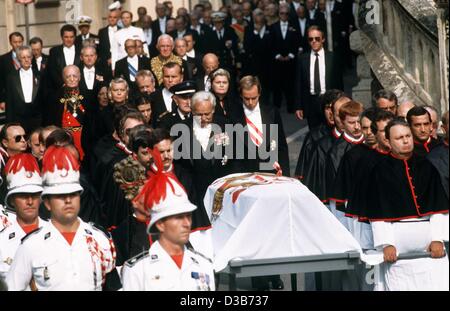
314, 52, 321, 95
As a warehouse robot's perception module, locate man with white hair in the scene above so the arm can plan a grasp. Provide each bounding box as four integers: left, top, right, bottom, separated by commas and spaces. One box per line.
150, 34, 184, 85
5, 46, 42, 133
111, 11, 149, 71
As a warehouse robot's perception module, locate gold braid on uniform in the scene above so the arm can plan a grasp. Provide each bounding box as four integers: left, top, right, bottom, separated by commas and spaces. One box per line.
150, 54, 183, 85
113, 156, 147, 201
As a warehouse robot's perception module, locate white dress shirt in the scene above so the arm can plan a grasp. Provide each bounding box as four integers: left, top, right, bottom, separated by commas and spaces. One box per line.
254, 25, 266, 39
19, 68, 34, 103
159, 17, 167, 34
310, 48, 326, 95
214, 28, 224, 40
193, 120, 212, 151
35, 56, 43, 71
127, 55, 139, 82
191, 25, 201, 35
83, 66, 96, 90
204, 75, 211, 92
186, 49, 196, 59
280, 21, 288, 39
298, 18, 307, 37
63, 45, 76, 66
108, 25, 118, 53
143, 28, 153, 48
162, 88, 174, 112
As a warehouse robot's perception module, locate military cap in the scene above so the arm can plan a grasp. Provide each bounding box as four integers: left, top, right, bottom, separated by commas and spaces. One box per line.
211, 12, 227, 22
108, 1, 122, 11
169, 81, 197, 98
77, 15, 93, 27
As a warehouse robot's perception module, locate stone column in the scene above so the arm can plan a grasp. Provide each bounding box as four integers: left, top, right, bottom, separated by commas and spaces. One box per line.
435, 3, 449, 114
4, 0, 16, 49
350, 30, 373, 107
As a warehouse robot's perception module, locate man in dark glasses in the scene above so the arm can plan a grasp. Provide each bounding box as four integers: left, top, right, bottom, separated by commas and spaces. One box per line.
294, 25, 343, 129
0, 123, 27, 158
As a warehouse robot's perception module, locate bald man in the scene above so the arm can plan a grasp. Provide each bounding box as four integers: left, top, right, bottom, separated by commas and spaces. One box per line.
196, 53, 219, 91
397, 101, 415, 120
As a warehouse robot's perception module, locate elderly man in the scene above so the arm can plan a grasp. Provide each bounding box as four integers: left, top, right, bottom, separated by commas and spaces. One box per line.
79, 45, 110, 105
111, 11, 149, 71
5, 46, 42, 133
397, 101, 415, 120
196, 53, 219, 92
150, 35, 184, 85
156, 80, 195, 130
152, 3, 168, 37
174, 38, 197, 80
6, 146, 120, 291
135, 70, 156, 96
44, 65, 88, 160
115, 39, 151, 94
373, 89, 398, 115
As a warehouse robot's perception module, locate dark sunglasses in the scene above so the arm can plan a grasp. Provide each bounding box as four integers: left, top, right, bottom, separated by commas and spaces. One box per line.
308, 36, 322, 42
13, 135, 27, 143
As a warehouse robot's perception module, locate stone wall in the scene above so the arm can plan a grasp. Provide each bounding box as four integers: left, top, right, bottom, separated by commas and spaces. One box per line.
351, 0, 449, 114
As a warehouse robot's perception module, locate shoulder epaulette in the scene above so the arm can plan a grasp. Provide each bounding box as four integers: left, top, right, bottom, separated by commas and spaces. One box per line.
20, 227, 43, 244
188, 247, 213, 264
89, 222, 112, 239
124, 250, 149, 267
157, 111, 170, 121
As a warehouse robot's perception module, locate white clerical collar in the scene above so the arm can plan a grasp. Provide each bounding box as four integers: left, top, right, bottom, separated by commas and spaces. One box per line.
343, 132, 364, 143
333, 127, 342, 138
244, 103, 261, 116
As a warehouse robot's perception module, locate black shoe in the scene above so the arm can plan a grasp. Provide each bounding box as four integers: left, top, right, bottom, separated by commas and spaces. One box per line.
270, 278, 284, 290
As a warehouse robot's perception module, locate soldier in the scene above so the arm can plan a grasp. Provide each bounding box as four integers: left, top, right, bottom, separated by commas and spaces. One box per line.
121, 149, 215, 291
75, 16, 99, 53
156, 80, 196, 130
6, 146, 120, 291
0, 154, 46, 280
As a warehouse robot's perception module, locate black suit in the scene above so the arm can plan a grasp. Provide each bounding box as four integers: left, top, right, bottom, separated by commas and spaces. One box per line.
292, 18, 313, 54
75, 33, 99, 53
31, 54, 49, 78
114, 55, 151, 94
189, 24, 215, 54
295, 50, 342, 128
243, 24, 273, 102
209, 27, 239, 75
151, 18, 166, 39
270, 21, 299, 112
5, 69, 42, 133
150, 88, 177, 124
0, 51, 19, 103
47, 45, 81, 90
228, 102, 290, 176
79, 64, 110, 105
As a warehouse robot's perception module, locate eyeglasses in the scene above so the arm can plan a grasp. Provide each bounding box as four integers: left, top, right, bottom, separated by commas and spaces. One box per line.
308, 37, 322, 42
13, 135, 26, 143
